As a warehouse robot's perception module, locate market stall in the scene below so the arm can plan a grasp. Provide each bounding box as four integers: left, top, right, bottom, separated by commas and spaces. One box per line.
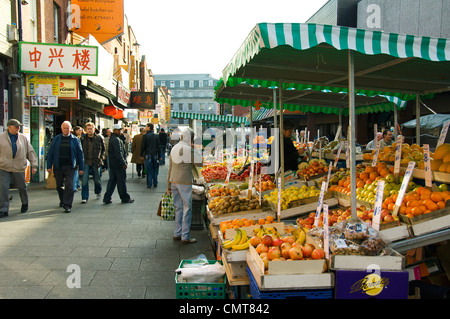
182, 23, 450, 300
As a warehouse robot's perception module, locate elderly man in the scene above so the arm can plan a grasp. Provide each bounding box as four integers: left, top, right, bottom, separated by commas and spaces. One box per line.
103, 124, 134, 204
366, 132, 383, 151
47, 121, 84, 213
0, 119, 38, 217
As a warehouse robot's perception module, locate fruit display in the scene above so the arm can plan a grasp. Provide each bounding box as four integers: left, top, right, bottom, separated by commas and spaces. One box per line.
201, 163, 243, 182
297, 159, 329, 180
219, 216, 276, 233
264, 185, 321, 210
208, 195, 270, 215
363, 142, 450, 172
208, 185, 241, 197
239, 161, 263, 179
385, 186, 450, 218
312, 137, 330, 152
222, 228, 251, 251
254, 174, 276, 192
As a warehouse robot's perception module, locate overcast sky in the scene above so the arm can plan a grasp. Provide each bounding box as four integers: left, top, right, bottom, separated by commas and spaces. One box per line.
124, 0, 329, 79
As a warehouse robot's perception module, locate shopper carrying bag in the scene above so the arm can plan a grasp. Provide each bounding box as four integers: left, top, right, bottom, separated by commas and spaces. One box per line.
160, 192, 175, 221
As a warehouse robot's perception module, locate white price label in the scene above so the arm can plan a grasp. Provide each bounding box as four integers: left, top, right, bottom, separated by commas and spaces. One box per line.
314, 181, 327, 227
277, 176, 282, 220
394, 135, 403, 179
323, 204, 329, 260
334, 142, 343, 168
393, 161, 416, 215
423, 144, 432, 187
345, 141, 349, 169
372, 141, 380, 167
437, 121, 450, 148
372, 180, 385, 231
248, 161, 255, 198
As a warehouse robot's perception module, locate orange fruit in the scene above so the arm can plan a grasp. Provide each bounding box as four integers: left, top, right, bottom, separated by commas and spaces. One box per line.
423, 210, 432, 214
366, 179, 374, 185
426, 201, 439, 212
369, 172, 379, 180
266, 215, 274, 223
406, 200, 420, 207
411, 206, 422, 216
258, 218, 265, 225
359, 172, 369, 180
430, 192, 443, 203
399, 206, 407, 215
405, 207, 413, 215
387, 203, 395, 211
437, 201, 445, 210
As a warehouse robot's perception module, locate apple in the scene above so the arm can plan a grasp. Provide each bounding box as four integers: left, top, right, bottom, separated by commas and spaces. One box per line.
384, 214, 394, 222
311, 248, 325, 260
288, 246, 303, 260
385, 174, 395, 183
267, 247, 281, 260
301, 244, 315, 258
282, 236, 295, 244
256, 243, 269, 254
261, 235, 273, 246
272, 238, 284, 247
439, 183, 449, 192
249, 236, 261, 247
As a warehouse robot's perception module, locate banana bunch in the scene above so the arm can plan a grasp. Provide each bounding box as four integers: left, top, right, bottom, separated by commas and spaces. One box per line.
252, 225, 281, 238
222, 229, 250, 250
292, 227, 306, 245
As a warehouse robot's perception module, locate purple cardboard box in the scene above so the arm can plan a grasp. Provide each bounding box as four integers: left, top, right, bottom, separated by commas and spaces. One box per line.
335, 270, 409, 299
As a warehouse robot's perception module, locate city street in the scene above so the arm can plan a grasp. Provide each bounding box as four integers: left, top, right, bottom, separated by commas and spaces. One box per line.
0, 161, 214, 299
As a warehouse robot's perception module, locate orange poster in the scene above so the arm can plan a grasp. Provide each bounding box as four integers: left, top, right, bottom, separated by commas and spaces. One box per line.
69, 0, 124, 44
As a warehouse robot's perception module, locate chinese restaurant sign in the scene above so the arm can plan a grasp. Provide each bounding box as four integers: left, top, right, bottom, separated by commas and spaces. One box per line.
69, 0, 124, 44
130, 92, 155, 109
19, 42, 98, 76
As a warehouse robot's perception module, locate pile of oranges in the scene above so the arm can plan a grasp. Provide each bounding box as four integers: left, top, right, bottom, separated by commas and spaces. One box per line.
384, 186, 450, 218
219, 215, 275, 233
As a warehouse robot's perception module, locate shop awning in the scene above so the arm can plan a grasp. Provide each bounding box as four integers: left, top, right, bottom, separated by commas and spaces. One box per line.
170, 111, 249, 125
401, 114, 450, 130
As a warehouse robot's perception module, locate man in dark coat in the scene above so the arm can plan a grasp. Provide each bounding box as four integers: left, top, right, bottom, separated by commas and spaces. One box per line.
102, 124, 134, 204
140, 123, 161, 188
158, 128, 168, 165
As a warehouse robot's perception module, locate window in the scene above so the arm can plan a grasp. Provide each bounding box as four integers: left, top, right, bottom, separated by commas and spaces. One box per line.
188, 103, 193, 111
199, 80, 204, 88
161, 81, 166, 87
188, 91, 193, 97
170, 81, 175, 88
179, 103, 183, 111
200, 104, 205, 111
180, 80, 184, 87
53, 3, 60, 43
209, 80, 214, 87
189, 80, 194, 88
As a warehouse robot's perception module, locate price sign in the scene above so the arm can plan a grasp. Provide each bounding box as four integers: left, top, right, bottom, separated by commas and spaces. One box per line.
334, 141, 343, 168
423, 144, 432, 187
437, 120, 450, 148
323, 204, 330, 260
277, 176, 282, 221
345, 141, 349, 169
372, 180, 385, 231
372, 141, 380, 167
248, 160, 255, 198
393, 161, 416, 216
394, 135, 403, 182
296, 130, 299, 143
314, 181, 327, 227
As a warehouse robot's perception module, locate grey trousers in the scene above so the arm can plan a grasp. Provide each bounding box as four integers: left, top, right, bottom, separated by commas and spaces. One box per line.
53, 166, 76, 208
0, 169, 28, 213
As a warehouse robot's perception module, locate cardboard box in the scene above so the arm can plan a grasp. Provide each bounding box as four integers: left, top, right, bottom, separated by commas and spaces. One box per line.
330, 252, 405, 271
335, 270, 409, 299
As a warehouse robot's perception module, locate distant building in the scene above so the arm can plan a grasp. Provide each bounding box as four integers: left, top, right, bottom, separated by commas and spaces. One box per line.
154, 74, 219, 125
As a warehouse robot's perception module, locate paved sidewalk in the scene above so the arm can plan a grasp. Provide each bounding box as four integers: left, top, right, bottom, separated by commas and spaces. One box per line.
0, 160, 214, 299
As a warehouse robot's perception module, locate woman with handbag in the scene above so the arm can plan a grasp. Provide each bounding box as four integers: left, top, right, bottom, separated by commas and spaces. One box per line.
167, 128, 202, 244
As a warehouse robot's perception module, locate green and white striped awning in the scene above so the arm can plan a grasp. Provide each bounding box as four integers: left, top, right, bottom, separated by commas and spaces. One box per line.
170, 111, 249, 125
221, 23, 450, 97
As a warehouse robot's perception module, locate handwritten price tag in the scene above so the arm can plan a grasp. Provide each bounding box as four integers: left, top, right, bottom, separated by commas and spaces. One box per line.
248, 160, 255, 198
372, 141, 380, 167
277, 176, 282, 221
372, 180, 385, 231
437, 120, 450, 148
394, 135, 403, 181
334, 142, 343, 168
323, 204, 329, 260
314, 181, 327, 227
423, 144, 432, 187
345, 141, 349, 169
393, 161, 416, 216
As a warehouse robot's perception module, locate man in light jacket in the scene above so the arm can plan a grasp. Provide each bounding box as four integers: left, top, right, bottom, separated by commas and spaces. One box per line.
167, 128, 202, 244
47, 121, 84, 213
0, 119, 38, 217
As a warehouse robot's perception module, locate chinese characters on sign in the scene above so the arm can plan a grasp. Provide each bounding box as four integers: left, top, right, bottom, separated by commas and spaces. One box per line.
20, 42, 98, 76
130, 92, 155, 109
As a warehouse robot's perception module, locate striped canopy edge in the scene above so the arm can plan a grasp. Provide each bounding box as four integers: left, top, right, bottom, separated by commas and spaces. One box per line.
170, 111, 249, 125
222, 23, 450, 83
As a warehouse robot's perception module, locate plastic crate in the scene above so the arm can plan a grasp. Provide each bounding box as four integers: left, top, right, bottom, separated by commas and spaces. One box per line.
191, 200, 205, 230
246, 268, 333, 299
176, 260, 227, 299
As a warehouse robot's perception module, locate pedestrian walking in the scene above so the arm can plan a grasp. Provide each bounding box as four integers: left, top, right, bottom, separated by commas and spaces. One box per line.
140, 123, 161, 188
80, 122, 105, 203
159, 128, 168, 165
103, 124, 134, 204
131, 127, 145, 177
102, 128, 111, 174
167, 128, 202, 244
46, 121, 84, 213
72, 125, 83, 192
0, 119, 38, 218
123, 129, 131, 154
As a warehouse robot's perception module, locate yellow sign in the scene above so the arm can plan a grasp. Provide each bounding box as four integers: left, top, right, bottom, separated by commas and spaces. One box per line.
350, 273, 389, 297
59, 78, 79, 100
26, 74, 60, 96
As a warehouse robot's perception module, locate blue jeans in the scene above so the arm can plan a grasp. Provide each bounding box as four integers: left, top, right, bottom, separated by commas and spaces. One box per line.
145, 154, 159, 187
159, 145, 166, 165
81, 164, 102, 200
73, 170, 80, 191
171, 184, 193, 241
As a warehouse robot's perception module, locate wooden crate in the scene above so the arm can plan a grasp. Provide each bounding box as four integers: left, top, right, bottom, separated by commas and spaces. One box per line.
399, 206, 450, 237
206, 205, 275, 226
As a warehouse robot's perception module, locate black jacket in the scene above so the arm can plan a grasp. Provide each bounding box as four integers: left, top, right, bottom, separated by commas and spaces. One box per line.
80, 133, 105, 167
140, 131, 161, 157
108, 133, 127, 169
